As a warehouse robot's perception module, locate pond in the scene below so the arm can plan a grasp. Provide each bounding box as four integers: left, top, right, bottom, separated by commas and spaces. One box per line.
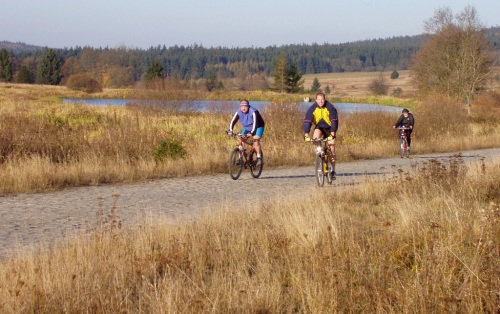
62, 99, 402, 114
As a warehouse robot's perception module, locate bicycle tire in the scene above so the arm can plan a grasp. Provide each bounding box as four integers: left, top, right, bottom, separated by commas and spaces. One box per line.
406, 145, 411, 158
315, 154, 325, 187
400, 138, 405, 158
250, 151, 264, 178
326, 155, 334, 185
229, 148, 243, 180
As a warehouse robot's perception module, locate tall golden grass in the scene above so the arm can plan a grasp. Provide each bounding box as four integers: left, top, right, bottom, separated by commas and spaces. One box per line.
1, 85, 500, 194
1, 155, 499, 312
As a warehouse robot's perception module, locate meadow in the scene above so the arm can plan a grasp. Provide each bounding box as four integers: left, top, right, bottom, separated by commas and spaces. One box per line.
1, 79, 500, 312
0, 82, 500, 195
0, 151, 499, 312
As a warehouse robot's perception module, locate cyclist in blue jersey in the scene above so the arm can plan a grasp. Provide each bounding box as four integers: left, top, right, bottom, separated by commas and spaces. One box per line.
228, 100, 265, 160
303, 93, 338, 177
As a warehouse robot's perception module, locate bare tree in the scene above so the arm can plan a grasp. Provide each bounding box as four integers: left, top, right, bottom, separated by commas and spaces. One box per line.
410, 5, 492, 113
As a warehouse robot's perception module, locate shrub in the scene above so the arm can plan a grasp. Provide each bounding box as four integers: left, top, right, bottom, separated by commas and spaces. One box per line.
66, 74, 103, 93
153, 138, 187, 161
368, 75, 388, 96
390, 70, 399, 79
392, 87, 403, 97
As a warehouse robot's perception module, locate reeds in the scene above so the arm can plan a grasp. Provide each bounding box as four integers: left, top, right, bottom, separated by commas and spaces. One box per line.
1, 154, 499, 312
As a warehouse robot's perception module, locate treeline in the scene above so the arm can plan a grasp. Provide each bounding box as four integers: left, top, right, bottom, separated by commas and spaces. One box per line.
1, 27, 499, 89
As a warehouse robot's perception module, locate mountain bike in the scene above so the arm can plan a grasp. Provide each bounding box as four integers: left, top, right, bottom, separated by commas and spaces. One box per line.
228, 133, 264, 180
307, 137, 335, 187
398, 126, 411, 158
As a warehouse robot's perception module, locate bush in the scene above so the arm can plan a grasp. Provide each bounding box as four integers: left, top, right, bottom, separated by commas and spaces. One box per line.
392, 87, 403, 97
66, 74, 103, 93
368, 75, 388, 96
390, 70, 399, 79
153, 138, 187, 161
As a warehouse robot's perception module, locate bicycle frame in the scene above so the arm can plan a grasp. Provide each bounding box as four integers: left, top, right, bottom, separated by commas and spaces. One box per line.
309, 138, 334, 186
234, 134, 256, 168
398, 126, 410, 158
228, 133, 264, 180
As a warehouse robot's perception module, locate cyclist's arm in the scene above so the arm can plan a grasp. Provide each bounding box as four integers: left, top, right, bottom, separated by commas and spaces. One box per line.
228, 112, 239, 133
394, 115, 403, 128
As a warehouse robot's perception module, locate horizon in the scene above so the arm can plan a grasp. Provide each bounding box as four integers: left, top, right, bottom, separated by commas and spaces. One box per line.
2, 0, 498, 51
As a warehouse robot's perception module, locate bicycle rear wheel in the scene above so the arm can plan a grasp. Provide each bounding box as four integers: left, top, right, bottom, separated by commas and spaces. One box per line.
315, 155, 325, 187
229, 148, 243, 180
250, 151, 264, 178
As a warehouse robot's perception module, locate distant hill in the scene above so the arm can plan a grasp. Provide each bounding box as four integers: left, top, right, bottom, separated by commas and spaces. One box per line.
0, 41, 44, 53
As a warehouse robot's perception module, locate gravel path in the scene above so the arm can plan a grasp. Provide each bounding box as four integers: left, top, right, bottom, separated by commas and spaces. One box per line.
1, 148, 499, 259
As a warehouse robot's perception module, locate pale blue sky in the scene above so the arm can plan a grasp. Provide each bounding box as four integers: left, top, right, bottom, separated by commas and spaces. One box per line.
3, 0, 499, 49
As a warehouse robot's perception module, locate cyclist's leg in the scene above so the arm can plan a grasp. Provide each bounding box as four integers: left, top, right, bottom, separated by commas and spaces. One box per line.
328, 138, 336, 168
406, 129, 412, 147
312, 128, 323, 151
253, 127, 264, 156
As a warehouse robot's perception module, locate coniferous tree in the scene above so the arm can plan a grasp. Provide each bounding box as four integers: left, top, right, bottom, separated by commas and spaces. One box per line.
324, 85, 331, 94
286, 60, 304, 93
272, 54, 288, 93
0, 48, 13, 82
36, 49, 62, 85
205, 71, 217, 91
16, 64, 31, 83
310, 77, 321, 93
145, 59, 164, 82
390, 70, 399, 79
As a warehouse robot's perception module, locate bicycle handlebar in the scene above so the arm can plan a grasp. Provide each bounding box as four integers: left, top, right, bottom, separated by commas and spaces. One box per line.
397, 126, 411, 130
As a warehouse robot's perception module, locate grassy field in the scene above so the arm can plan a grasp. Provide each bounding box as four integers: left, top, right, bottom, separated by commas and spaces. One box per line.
1, 154, 499, 312
1, 76, 500, 312
1, 81, 500, 195
302, 70, 415, 98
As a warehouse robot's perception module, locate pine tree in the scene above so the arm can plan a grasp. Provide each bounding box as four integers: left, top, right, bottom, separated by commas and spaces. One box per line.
205, 71, 217, 91
286, 60, 304, 93
272, 55, 304, 93
310, 77, 321, 93
324, 85, 331, 94
0, 48, 13, 82
36, 49, 62, 85
272, 54, 288, 93
16, 65, 31, 84
145, 59, 164, 82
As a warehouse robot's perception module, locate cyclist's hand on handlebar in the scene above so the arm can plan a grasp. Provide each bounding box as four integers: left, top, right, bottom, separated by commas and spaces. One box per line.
227, 131, 233, 135
304, 136, 311, 142
327, 135, 334, 140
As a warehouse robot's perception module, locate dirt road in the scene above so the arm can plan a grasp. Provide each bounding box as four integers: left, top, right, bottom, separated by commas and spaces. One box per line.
1, 148, 499, 259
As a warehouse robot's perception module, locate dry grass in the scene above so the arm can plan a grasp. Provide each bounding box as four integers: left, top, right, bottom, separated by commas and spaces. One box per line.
1, 83, 500, 194
303, 70, 416, 98
1, 156, 499, 312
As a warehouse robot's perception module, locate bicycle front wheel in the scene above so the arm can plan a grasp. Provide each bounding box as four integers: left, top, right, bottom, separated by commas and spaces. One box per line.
315, 155, 325, 187
326, 156, 334, 185
400, 139, 405, 158
250, 151, 264, 178
229, 148, 243, 180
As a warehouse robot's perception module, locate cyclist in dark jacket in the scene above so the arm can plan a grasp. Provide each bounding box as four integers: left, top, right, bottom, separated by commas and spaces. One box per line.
228, 100, 265, 159
303, 93, 338, 177
393, 108, 415, 148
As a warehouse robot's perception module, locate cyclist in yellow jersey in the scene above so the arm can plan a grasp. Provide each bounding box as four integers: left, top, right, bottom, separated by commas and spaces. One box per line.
303, 93, 339, 177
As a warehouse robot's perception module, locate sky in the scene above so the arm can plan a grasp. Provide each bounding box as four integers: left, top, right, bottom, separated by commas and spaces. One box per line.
2, 0, 499, 50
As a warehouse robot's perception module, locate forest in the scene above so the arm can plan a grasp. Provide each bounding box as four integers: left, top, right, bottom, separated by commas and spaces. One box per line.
0, 26, 499, 89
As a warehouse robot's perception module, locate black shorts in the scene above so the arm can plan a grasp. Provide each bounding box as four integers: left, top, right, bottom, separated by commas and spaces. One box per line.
315, 127, 334, 138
